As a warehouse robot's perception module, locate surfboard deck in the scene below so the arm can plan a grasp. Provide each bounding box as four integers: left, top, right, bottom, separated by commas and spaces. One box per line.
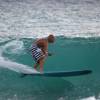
21, 70, 92, 77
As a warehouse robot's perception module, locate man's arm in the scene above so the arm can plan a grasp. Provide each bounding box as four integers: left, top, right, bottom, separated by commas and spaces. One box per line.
42, 42, 48, 56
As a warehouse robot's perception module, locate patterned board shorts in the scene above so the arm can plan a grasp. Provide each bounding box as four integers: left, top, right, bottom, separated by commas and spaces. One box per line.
31, 44, 45, 62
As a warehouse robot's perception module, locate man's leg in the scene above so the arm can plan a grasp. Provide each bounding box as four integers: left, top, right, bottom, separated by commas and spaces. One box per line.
38, 58, 45, 72
34, 63, 39, 70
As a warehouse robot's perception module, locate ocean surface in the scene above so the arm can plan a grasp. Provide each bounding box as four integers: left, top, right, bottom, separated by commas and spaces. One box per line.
0, 0, 100, 100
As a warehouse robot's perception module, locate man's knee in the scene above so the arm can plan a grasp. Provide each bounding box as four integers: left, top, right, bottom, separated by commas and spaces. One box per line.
38, 57, 44, 64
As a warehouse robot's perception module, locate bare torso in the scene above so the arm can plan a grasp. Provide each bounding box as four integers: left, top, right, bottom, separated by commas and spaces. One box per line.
35, 38, 48, 55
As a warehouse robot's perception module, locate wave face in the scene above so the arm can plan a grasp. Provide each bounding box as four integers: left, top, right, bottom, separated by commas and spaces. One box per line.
0, 37, 100, 100
0, 0, 100, 38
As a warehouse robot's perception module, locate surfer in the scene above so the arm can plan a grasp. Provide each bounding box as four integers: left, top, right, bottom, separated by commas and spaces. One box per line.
31, 34, 55, 72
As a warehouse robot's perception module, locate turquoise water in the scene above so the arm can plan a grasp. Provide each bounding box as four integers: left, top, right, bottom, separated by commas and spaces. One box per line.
0, 0, 100, 99
0, 36, 100, 100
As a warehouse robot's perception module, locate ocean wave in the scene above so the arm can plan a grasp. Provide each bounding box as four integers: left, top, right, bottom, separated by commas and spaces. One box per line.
0, 55, 39, 74
0, 0, 100, 38
2, 40, 25, 55
0, 40, 38, 74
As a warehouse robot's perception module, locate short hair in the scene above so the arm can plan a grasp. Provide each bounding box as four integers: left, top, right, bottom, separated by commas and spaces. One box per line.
48, 34, 55, 42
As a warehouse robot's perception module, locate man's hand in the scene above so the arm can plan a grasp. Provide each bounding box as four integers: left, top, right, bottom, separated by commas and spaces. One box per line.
44, 52, 53, 57
48, 53, 53, 56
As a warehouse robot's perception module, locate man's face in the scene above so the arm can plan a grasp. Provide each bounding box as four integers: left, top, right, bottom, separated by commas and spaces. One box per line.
49, 37, 55, 43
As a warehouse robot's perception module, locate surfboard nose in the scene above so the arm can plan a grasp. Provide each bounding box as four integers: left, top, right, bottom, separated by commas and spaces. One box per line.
84, 70, 92, 74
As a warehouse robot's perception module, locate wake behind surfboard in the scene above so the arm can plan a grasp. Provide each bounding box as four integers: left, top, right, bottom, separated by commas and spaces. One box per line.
21, 69, 92, 77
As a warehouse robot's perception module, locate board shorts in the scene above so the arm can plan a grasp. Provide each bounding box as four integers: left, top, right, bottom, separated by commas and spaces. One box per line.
31, 44, 45, 62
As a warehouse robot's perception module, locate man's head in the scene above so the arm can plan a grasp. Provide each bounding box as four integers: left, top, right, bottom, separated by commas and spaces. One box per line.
47, 34, 55, 43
